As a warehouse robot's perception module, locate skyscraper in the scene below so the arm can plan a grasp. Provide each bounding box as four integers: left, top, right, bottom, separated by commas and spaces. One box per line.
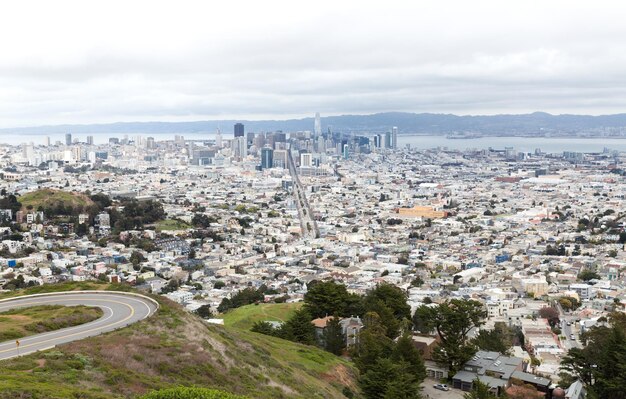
87, 135, 94, 145
215, 128, 223, 148
374, 134, 382, 148
234, 136, 247, 159
392, 126, 398, 150
314, 112, 321, 136
384, 131, 392, 149
261, 147, 273, 169
234, 123, 244, 137
65, 133, 72, 146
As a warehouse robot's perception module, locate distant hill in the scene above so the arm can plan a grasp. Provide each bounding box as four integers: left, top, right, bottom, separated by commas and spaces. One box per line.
18, 189, 94, 212
0, 282, 357, 399
4, 111, 626, 136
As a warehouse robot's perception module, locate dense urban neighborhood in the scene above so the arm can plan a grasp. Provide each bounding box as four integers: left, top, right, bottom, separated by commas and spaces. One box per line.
0, 124, 625, 399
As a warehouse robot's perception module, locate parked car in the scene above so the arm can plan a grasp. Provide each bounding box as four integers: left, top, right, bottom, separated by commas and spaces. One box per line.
570, 334, 575, 340
434, 384, 450, 391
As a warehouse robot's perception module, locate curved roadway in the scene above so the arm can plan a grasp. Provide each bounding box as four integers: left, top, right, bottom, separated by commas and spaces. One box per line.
0, 291, 158, 360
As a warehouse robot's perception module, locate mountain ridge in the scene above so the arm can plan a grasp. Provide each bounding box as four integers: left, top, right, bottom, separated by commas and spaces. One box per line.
4, 111, 626, 135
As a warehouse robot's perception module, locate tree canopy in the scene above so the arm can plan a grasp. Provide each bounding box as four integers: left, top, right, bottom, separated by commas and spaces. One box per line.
413, 299, 486, 375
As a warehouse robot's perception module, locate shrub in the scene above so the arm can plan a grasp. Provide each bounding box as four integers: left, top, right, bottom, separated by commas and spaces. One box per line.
139, 386, 246, 399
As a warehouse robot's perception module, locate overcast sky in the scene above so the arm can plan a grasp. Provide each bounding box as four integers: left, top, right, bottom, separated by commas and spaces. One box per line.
0, 1, 625, 127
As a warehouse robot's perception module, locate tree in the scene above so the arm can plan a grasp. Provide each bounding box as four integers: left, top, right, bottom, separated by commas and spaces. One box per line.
538, 306, 560, 327
363, 283, 411, 339
392, 333, 426, 382
213, 280, 226, 289
579, 270, 600, 281
279, 308, 315, 345
463, 379, 497, 399
413, 299, 486, 376
323, 316, 345, 355
473, 322, 514, 355
559, 296, 580, 312
352, 312, 394, 374
359, 358, 421, 399
251, 321, 278, 336
561, 314, 626, 399
130, 251, 146, 267
195, 304, 213, 319
304, 281, 363, 319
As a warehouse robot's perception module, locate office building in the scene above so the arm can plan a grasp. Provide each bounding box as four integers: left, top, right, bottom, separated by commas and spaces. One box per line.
300, 152, 312, 168
272, 149, 288, 168
384, 131, 392, 149
234, 123, 244, 137
215, 128, 222, 148
65, 133, 72, 146
392, 126, 398, 149
261, 147, 273, 170
234, 136, 247, 159
86, 136, 94, 145
314, 112, 321, 136
146, 137, 156, 149
374, 134, 382, 148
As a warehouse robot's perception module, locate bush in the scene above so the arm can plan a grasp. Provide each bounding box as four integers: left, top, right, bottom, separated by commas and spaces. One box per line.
139, 387, 245, 399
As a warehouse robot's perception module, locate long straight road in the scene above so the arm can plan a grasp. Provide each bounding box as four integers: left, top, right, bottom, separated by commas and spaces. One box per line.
287, 148, 319, 239
0, 291, 158, 360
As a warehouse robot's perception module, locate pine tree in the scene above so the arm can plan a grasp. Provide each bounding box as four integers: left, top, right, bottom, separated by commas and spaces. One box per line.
323, 316, 345, 355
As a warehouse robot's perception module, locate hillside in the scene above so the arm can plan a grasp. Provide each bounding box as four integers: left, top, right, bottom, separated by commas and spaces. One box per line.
0, 283, 358, 399
222, 302, 302, 330
18, 189, 94, 212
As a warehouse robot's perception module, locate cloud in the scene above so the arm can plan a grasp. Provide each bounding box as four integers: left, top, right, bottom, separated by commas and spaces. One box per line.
0, 0, 625, 127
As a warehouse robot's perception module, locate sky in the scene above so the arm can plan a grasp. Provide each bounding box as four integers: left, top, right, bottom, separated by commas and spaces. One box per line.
0, 0, 625, 127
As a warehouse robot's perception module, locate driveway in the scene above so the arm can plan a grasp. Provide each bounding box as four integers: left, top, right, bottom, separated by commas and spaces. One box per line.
421, 379, 465, 399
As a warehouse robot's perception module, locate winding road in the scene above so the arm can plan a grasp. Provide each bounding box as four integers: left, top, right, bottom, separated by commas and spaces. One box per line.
0, 291, 158, 360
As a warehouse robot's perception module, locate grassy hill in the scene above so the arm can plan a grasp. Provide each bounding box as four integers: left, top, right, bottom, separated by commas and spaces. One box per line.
18, 189, 94, 212
0, 283, 358, 399
222, 302, 303, 330
0, 305, 103, 341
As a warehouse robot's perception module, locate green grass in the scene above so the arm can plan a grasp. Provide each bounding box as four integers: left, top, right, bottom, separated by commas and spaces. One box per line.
221, 303, 303, 330
156, 219, 191, 232
18, 189, 93, 211
0, 305, 103, 342
0, 283, 358, 399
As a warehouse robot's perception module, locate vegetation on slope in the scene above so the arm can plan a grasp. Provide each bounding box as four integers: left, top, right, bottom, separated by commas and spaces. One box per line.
221, 302, 302, 330
155, 219, 191, 232
18, 189, 94, 212
0, 305, 103, 341
139, 387, 246, 399
0, 283, 358, 399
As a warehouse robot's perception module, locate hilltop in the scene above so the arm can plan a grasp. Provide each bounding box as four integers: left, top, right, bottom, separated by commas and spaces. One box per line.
18, 189, 94, 212
0, 283, 357, 399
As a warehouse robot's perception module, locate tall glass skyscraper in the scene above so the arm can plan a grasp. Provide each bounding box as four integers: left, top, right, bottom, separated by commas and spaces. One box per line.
234, 123, 244, 137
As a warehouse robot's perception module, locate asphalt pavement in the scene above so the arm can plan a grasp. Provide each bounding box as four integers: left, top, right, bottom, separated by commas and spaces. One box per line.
0, 291, 158, 360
